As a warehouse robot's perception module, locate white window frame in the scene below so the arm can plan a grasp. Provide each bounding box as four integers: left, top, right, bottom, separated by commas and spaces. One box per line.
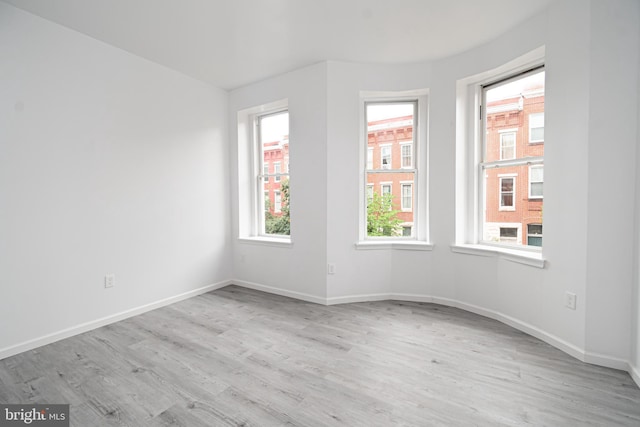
454, 47, 545, 265
380, 182, 392, 196
529, 164, 543, 199
236, 98, 291, 245
529, 112, 544, 143
401, 182, 413, 212
498, 175, 516, 211
380, 144, 392, 170
401, 142, 413, 168
499, 131, 516, 160
367, 147, 374, 170
274, 161, 281, 182
274, 190, 282, 213
357, 90, 430, 249
527, 223, 543, 246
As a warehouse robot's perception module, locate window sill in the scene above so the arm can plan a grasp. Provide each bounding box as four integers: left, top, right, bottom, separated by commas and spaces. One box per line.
238, 237, 292, 248
355, 241, 434, 251
450, 244, 545, 268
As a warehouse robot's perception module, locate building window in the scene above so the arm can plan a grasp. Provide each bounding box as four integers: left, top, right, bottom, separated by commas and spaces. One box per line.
274, 191, 282, 213
529, 112, 544, 143
478, 66, 544, 248
529, 165, 543, 199
274, 161, 281, 182
401, 183, 412, 211
499, 227, 518, 243
381, 183, 392, 195
527, 224, 542, 247
401, 143, 413, 168
364, 98, 423, 240
500, 132, 516, 160
257, 109, 290, 236
499, 176, 515, 210
380, 145, 392, 169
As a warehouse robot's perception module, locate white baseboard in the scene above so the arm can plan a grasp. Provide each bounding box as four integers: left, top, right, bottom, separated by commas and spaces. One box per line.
232, 279, 326, 305
0, 279, 232, 361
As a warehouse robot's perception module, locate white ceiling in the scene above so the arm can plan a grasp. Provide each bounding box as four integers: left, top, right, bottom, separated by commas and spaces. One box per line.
3, 0, 554, 90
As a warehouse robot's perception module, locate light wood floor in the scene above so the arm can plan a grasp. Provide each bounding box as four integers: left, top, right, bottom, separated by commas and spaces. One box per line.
1, 285, 639, 426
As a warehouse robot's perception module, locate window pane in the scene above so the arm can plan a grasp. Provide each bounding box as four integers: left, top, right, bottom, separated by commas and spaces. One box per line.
259, 111, 290, 236
365, 101, 416, 238
482, 68, 544, 248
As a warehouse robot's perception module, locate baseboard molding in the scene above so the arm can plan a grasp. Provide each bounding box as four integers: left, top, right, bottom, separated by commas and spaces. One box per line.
0, 279, 232, 361
583, 351, 631, 371
232, 279, 326, 305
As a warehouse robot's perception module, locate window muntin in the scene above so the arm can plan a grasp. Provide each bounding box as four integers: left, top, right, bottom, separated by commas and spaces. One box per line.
257, 110, 290, 237
481, 68, 544, 248
365, 101, 417, 239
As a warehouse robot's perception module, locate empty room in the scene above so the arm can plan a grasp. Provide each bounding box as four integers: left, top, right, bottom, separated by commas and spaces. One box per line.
1, 0, 640, 425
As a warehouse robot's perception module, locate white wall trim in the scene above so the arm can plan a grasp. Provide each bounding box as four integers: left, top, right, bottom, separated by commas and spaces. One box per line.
0, 279, 232, 361
232, 279, 326, 305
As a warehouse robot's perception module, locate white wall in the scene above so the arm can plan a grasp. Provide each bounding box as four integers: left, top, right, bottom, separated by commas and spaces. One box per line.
0, 3, 231, 357
584, 0, 639, 365
229, 63, 328, 301
632, 1, 640, 385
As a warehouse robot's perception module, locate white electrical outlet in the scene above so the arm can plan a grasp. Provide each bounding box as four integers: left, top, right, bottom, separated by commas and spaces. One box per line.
104, 274, 115, 288
565, 292, 576, 310
327, 263, 336, 275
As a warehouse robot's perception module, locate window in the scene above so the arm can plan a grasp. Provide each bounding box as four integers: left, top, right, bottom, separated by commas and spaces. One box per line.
257, 109, 290, 236
364, 98, 423, 240
381, 145, 392, 169
401, 183, 412, 211
527, 224, 542, 247
499, 176, 515, 210
500, 132, 516, 160
479, 66, 544, 248
529, 112, 544, 143
499, 227, 517, 243
401, 143, 413, 168
529, 165, 543, 198
274, 191, 282, 213
274, 162, 281, 182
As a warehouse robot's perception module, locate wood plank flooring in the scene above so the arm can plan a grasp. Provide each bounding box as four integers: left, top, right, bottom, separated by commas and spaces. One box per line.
1, 285, 639, 426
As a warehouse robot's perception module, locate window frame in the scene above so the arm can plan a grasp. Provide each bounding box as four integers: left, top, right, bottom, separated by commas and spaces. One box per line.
358, 90, 430, 248
498, 175, 516, 211
453, 48, 546, 266
401, 142, 413, 168
529, 164, 544, 199
499, 131, 516, 160
529, 112, 544, 143
401, 182, 413, 212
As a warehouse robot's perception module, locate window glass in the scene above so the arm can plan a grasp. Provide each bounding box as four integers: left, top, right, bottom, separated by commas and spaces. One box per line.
482, 69, 544, 247
259, 111, 290, 236
365, 102, 416, 238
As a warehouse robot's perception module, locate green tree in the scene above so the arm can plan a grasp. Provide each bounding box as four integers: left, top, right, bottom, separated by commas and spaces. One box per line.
265, 179, 290, 235
367, 192, 402, 236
